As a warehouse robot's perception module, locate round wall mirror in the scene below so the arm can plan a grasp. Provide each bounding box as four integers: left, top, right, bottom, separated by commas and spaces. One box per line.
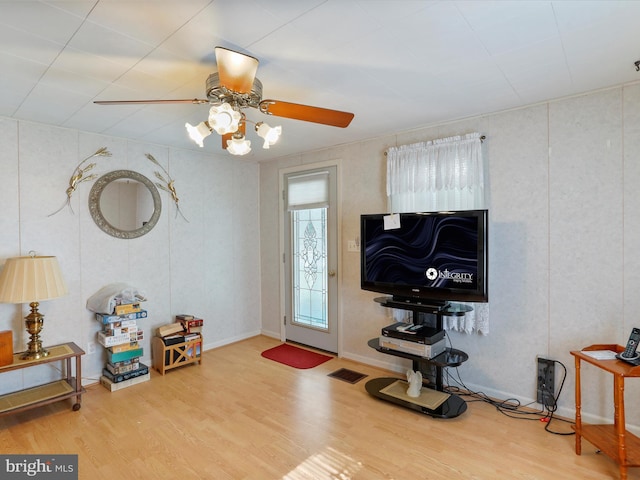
88, 170, 161, 239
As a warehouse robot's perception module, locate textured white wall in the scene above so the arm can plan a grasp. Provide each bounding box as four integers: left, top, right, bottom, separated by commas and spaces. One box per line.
0, 119, 261, 390
260, 83, 640, 428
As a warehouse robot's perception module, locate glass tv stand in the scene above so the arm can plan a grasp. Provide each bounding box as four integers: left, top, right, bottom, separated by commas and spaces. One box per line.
366, 297, 470, 419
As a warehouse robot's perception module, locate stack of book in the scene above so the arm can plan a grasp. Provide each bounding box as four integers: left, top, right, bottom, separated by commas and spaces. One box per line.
176, 314, 203, 334
96, 303, 150, 391
155, 314, 204, 345
156, 322, 184, 338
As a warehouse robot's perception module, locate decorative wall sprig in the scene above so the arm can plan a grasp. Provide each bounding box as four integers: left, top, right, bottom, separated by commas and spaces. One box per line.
145, 153, 188, 222
48, 147, 112, 217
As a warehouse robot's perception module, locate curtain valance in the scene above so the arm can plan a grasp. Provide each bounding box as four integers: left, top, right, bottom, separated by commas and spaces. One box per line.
386, 133, 484, 197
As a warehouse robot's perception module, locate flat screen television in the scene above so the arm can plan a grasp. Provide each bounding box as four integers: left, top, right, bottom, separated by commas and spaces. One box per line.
360, 210, 488, 306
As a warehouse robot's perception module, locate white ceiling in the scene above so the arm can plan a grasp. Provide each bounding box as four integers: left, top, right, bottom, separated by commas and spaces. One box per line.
1, 0, 639, 161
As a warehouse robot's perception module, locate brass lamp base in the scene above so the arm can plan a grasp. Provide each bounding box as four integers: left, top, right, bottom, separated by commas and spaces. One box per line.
20, 301, 50, 360
21, 346, 49, 361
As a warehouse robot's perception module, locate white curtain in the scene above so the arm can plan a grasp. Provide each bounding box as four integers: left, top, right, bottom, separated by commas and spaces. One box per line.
386, 132, 489, 334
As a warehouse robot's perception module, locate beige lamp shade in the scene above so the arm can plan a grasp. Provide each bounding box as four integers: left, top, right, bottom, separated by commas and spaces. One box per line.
0, 255, 68, 304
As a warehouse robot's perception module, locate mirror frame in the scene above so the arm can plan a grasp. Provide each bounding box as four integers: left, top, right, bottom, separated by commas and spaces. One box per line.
88, 169, 162, 239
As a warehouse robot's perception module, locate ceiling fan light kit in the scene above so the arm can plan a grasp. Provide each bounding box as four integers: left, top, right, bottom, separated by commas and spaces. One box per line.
226, 135, 251, 156
94, 46, 354, 156
255, 122, 282, 149
208, 103, 242, 135
185, 121, 213, 147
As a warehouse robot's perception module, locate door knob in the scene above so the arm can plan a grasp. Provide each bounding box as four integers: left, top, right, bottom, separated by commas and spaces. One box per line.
328, 270, 336, 277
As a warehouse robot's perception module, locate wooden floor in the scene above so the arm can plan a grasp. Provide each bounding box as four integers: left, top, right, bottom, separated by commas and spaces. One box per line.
0, 335, 636, 479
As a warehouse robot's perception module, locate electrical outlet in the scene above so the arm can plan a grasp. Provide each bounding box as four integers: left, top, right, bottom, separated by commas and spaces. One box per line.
87, 341, 96, 355
537, 357, 555, 406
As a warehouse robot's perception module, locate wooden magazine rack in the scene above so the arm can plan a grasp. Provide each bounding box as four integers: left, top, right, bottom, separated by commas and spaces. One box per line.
152, 335, 202, 375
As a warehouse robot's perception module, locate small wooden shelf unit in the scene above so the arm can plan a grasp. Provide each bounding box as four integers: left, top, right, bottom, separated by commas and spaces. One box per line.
0, 342, 85, 417
571, 344, 640, 480
152, 335, 202, 375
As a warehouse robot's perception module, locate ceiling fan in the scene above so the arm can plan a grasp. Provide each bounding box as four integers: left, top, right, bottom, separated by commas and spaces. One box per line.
94, 46, 355, 155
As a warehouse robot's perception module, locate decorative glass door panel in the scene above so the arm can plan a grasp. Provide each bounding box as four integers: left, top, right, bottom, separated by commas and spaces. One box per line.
292, 208, 328, 330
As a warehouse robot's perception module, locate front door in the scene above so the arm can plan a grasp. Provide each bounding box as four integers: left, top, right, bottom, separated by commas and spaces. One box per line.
283, 166, 338, 353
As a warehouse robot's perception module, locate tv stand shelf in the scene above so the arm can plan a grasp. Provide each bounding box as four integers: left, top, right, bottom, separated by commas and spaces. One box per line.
374, 296, 472, 317
368, 338, 468, 370
366, 297, 470, 418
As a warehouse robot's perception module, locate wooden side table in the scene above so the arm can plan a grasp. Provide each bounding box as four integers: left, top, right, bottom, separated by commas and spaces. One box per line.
571, 344, 640, 480
0, 342, 85, 416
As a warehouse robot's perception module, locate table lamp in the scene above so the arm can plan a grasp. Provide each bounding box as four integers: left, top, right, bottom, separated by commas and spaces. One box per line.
0, 253, 68, 360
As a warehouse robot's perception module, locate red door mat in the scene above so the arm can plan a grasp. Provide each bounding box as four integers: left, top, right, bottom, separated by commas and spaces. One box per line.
261, 343, 332, 369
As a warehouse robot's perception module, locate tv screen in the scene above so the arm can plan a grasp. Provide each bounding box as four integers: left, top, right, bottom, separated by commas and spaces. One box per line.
360, 210, 488, 305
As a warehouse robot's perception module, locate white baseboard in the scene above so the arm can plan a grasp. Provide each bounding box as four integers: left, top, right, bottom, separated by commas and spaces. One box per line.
260, 329, 281, 340
203, 330, 262, 351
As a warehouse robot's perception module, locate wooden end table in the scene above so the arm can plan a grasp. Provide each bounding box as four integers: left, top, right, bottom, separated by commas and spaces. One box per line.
571, 344, 640, 479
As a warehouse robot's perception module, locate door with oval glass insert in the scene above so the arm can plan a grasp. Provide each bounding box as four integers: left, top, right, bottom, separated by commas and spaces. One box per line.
283, 166, 338, 353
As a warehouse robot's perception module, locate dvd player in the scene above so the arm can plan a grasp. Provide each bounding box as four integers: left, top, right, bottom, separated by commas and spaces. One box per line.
379, 336, 446, 359
381, 322, 445, 345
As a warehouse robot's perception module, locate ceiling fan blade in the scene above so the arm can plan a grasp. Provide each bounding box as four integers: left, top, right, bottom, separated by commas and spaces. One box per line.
94, 99, 209, 105
221, 132, 232, 149
215, 46, 259, 95
258, 100, 354, 128
221, 119, 246, 150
